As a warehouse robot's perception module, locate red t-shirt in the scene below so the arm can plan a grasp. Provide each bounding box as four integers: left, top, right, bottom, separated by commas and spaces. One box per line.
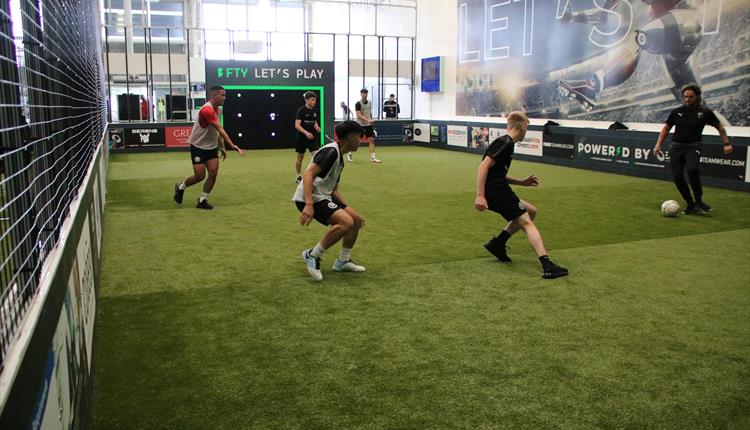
198, 105, 218, 128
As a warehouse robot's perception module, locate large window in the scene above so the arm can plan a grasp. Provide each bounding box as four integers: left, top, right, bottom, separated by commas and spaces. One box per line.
101, 0, 417, 120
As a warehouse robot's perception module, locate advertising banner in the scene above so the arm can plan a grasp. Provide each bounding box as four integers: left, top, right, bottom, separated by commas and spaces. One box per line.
515, 130, 543, 157
698, 144, 747, 181
542, 133, 575, 159
447, 125, 468, 147
414, 123, 430, 142
575, 136, 666, 167
125, 127, 165, 147
402, 123, 413, 143
457, 1, 750, 126
165, 126, 192, 147
108, 127, 124, 149
430, 125, 441, 143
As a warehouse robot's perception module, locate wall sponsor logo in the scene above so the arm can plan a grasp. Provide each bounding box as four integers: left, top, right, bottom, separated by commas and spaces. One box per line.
402, 123, 413, 143
166, 126, 192, 147
413, 123, 430, 143
576, 138, 665, 167
108, 127, 123, 149
447, 125, 468, 147
542, 132, 575, 159
698, 145, 747, 181
125, 128, 165, 147
515, 130, 542, 157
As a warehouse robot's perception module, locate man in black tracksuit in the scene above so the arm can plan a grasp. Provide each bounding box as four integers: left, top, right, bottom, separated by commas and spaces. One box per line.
654, 84, 733, 215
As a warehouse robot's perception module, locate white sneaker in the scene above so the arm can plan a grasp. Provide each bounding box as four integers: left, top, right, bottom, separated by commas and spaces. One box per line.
370, 158, 382, 163
332, 259, 366, 272
302, 249, 323, 281
347, 154, 353, 162
295, 175, 302, 184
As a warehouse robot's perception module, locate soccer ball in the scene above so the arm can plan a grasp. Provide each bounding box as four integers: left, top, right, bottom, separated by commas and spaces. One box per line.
661, 200, 680, 217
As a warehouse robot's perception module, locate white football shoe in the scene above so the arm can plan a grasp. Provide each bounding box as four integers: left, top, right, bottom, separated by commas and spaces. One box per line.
302, 249, 323, 281
332, 259, 366, 272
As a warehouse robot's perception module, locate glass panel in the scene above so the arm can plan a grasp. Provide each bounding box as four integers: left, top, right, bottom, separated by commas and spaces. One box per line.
349, 3, 375, 35
202, 3, 226, 30
233, 31, 268, 61
270, 32, 304, 60
205, 30, 231, 60
307, 1, 348, 34
276, 3, 303, 33
348, 34, 363, 60
226, 4, 248, 30
376, 5, 415, 37
364, 35, 378, 60
248, 1, 276, 32
383, 37, 397, 61
308, 34, 333, 61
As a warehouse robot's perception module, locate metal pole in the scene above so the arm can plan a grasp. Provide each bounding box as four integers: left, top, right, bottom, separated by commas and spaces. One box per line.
143, 26, 149, 121
124, 26, 131, 122
186, 28, 193, 121
167, 28, 173, 121
148, 27, 155, 120
105, 26, 112, 122
396, 36, 399, 111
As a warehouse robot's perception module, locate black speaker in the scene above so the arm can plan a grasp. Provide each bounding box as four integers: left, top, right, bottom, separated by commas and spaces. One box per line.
116, 94, 140, 121
166, 95, 188, 120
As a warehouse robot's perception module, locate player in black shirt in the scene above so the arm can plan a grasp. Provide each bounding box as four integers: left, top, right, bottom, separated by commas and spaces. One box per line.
475, 111, 568, 279
654, 85, 732, 214
383, 94, 400, 119
294, 91, 321, 183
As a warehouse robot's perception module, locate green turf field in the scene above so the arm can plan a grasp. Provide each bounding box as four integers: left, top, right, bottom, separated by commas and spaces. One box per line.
92, 146, 750, 429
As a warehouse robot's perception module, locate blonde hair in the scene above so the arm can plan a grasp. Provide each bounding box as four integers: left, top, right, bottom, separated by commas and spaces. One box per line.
506, 111, 529, 130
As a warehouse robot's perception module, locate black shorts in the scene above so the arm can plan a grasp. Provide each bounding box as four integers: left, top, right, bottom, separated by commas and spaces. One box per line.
295, 197, 348, 226
295, 134, 320, 154
190, 145, 219, 165
361, 125, 375, 138
487, 192, 527, 222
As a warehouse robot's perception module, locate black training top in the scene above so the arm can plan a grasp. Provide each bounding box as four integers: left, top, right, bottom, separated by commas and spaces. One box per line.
666, 105, 720, 144
296, 105, 318, 135
313, 145, 343, 181
383, 100, 400, 118
482, 135, 514, 195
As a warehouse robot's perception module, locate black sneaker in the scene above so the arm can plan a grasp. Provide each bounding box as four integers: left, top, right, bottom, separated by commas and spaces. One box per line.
483, 238, 512, 263
295, 176, 302, 184
173, 183, 184, 204
542, 262, 569, 279
196, 199, 214, 210
695, 201, 713, 213
682, 204, 706, 215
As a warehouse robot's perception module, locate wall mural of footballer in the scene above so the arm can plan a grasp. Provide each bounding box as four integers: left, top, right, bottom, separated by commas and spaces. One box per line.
557, 0, 704, 110
456, 0, 749, 126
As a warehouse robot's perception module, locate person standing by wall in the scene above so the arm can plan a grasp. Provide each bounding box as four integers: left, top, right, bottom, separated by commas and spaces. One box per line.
383, 94, 400, 119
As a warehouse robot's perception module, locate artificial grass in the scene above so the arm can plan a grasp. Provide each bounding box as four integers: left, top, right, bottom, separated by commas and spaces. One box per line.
92, 146, 750, 429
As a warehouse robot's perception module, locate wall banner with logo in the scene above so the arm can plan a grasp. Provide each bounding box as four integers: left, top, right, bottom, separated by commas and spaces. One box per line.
165, 126, 192, 147
447, 125, 468, 147
125, 127, 166, 147
413, 123, 430, 143
515, 130, 543, 157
